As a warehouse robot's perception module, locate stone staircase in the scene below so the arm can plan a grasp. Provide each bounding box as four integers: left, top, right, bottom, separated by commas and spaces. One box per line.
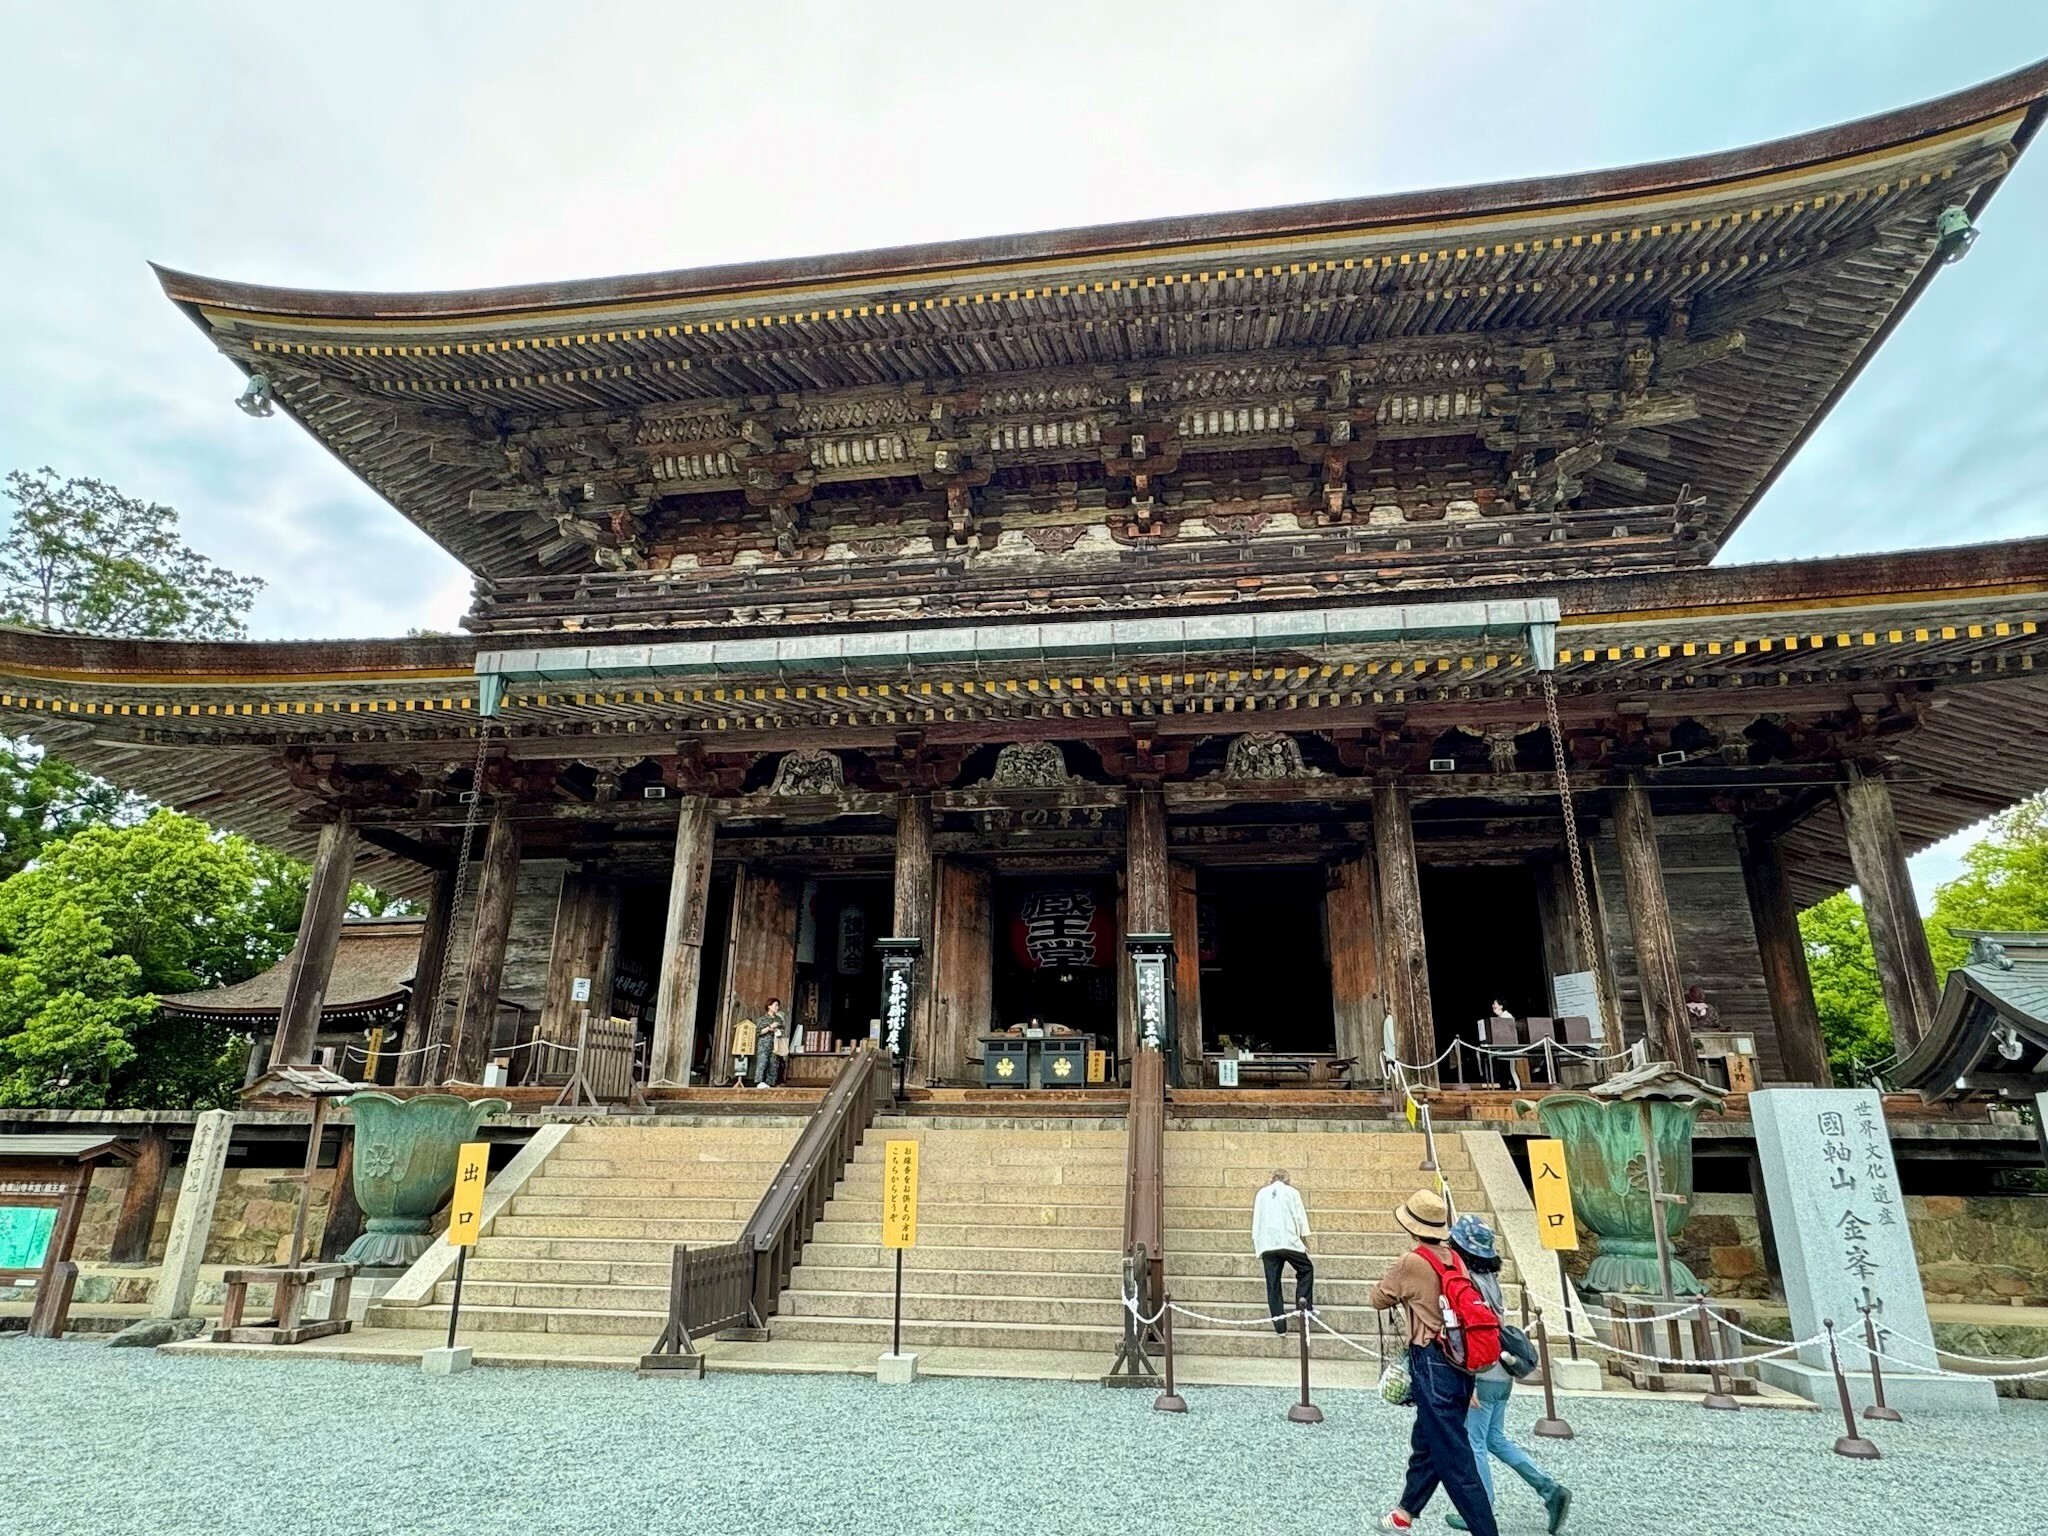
367, 1118, 803, 1338
1164, 1126, 1520, 1359
770, 1117, 1130, 1356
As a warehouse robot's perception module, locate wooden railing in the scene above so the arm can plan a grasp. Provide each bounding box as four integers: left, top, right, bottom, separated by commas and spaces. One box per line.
741, 1042, 885, 1322
1106, 1044, 1167, 1384
639, 1045, 883, 1372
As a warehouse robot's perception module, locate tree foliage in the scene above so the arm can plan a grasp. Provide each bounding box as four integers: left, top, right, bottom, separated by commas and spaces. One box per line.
1, 468, 264, 640
1924, 792, 2048, 974
1798, 891, 1895, 1082
0, 738, 149, 880
0, 812, 306, 1108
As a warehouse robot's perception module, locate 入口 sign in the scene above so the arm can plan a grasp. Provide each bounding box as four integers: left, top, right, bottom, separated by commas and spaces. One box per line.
1527, 1139, 1579, 1251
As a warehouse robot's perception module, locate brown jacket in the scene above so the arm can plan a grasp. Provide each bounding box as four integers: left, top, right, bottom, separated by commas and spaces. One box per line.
1371, 1246, 1449, 1347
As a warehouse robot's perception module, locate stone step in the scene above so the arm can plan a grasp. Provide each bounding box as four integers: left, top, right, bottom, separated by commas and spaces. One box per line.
807, 1218, 1119, 1252
818, 1197, 1121, 1228
368, 1302, 658, 1337
530, 1158, 789, 1182
791, 1241, 1132, 1277
506, 1194, 758, 1220
779, 1289, 1139, 1328
835, 1171, 1125, 1199
1161, 1227, 1437, 1257
1160, 1204, 1479, 1234
436, 1279, 669, 1311
785, 1266, 1124, 1302
765, 1316, 1121, 1352
489, 1215, 750, 1241
521, 1176, 778, 1200
565, 1123, 802, 1141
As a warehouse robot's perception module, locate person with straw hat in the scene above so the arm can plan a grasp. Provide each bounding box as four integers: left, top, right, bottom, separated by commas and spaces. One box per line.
1369, 1189, 1498, 1536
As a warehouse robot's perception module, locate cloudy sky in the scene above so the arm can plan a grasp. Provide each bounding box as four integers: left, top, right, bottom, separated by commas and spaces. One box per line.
4, 2, 2046, 898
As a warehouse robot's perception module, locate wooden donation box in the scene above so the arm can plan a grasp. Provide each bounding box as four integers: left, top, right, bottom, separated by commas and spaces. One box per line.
0, 1134, 132, 1339
981, 1032, 1095, 1088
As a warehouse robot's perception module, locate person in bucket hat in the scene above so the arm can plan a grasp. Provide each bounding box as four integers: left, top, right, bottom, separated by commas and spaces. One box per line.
1369, 1190, 1498, 1536
1444, 1215, 1571, 1534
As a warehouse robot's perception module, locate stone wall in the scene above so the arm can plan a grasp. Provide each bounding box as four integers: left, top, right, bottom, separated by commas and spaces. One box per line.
1567, 1190, 2048, 1308
69, 1160, 341, 1269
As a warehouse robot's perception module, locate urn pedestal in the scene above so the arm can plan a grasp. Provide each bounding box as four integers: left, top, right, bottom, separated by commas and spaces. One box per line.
340, 1093, 508, 1267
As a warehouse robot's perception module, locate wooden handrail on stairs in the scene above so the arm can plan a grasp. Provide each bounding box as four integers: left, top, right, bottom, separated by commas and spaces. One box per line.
1105, 1044, 1167, 1385
640, 1044, 884, 1373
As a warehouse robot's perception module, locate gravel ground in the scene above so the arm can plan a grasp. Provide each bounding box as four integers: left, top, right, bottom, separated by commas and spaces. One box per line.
6, 1337, 2046, 1536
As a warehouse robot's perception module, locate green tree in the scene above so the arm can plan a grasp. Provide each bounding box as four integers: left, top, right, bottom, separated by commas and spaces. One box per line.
1923, 792, 2048, 974
1798, 891, 1895, 1082
1, 468, 264, 640
0, 811, 305, 1109
0, 739, 149, 880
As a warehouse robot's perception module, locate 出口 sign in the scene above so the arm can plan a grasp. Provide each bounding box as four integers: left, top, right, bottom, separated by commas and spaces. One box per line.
1750, 1088, 1934, 1373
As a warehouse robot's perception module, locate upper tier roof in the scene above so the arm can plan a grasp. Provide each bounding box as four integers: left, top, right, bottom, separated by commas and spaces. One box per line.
157, 60, 2048, 579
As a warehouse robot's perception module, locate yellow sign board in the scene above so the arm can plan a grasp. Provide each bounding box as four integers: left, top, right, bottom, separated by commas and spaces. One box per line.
1086, 1049, 1106, 1084
448, 1140, 490, 1248
881, 1138, 919, 1249
363, 1027, 384, 1080
1404, 1094, 1420, 1129
1528, 1138, 1579, 1251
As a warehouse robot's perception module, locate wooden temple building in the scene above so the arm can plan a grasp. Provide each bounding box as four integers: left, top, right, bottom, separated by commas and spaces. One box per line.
12, 61, 2048, 1109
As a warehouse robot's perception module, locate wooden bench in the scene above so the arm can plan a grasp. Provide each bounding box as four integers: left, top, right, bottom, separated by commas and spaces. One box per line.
212, 1261, 357, 1346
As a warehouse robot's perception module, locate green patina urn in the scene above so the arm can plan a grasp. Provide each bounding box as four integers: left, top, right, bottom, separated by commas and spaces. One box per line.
341, 1092, 508, 1266
1523, 1089, 1708, 1296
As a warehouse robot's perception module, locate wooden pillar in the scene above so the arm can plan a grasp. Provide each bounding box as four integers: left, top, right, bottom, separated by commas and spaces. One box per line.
1739, 823, 1831, 1086
107, 1127, 170, 1265
892, 793, 937, 1082
928, 858, 993, 1086
1613, 777, 1699, 1075
1169, 863, 1204, 1086
446, 810, 521, 1085
1126, 786, 1170, 934
1838, 764, 1938, 1055
712, 866, 799, 1070
538, 872, 623, 1046
1373, 780, 1432, 1072
269, 812, 358, 1069
396, 867, 454, 1088
1327, 851, 1381, 1082
650, 795, 715, 1086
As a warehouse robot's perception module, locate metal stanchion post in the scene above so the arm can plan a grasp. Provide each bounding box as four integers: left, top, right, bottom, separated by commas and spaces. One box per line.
1154, 1296, 1187, 1414
1556, 1250, 1580, 1361
1532, 1306, 1574, 1439
1859, 1291, 1902, 1423
1826, 1320, 1882, 1460
1287, 1300, 1324, 1424
1694, 1304, 1738, 1411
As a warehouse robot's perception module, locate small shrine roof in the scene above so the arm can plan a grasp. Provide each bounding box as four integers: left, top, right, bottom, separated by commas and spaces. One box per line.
157, 917, 424, 1022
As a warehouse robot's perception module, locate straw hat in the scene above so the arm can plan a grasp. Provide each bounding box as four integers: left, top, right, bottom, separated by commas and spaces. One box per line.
1395, 1189, 1450, 1241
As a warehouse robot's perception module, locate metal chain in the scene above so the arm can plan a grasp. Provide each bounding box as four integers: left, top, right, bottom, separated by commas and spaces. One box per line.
1542, 668, 1600, 968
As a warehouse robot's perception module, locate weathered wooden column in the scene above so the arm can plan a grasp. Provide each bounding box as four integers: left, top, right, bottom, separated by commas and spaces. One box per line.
1738, 823, 1831, 1085
317, 1128, 365, 1262
396, 866, 454, 1088
1613, 777, 1699, 1075
446, 810, 521, 1084
1327, 851, 1382, 1081
712, 867, 799, 1070
107, 1127, 170, 1265
1372, 781, 1433, 1073
269, 811, 359, 1069
1838, 763, 1939, 1054
894, 794, 937, 1081
929, 859, 993, 1086
1124, 787, 1171, 1067
650, 795, 716, 1085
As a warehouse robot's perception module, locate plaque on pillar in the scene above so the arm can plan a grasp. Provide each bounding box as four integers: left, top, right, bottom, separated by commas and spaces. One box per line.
1749, 1088, 1997, 1413
877, 938, 923, 1064
1126, 933, 1175, 1072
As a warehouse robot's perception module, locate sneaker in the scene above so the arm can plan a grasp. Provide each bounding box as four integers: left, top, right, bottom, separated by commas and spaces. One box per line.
1544, 1485, 1572, 1535
1446, 1516, 1469, 1533
1378, 1515, 1413, 1533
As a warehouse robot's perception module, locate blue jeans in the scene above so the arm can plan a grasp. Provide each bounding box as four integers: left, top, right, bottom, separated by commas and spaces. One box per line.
1466, 1377, 1558, 1503
1399, 1345, 1499, 1536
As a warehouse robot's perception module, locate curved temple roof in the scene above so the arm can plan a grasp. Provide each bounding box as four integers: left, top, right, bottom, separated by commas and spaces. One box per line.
153, 61, 2048, 581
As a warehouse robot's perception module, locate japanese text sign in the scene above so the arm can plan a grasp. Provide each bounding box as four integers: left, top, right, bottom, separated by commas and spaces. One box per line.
881, 1139, 919, 1249
1527, 1139, 1580, 1251
448, 1141, 489, 1249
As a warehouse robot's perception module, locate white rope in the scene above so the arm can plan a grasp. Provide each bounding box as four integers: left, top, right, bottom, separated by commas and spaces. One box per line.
1311, 1313, 1389, 1358
1583, 1333, 1814, 1370
1873, 1331, 2048, 1369
1861, 1339, 2048, 1384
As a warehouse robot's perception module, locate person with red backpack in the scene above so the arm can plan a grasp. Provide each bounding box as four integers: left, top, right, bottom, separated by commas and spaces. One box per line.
1368, 1190, 1500, 1536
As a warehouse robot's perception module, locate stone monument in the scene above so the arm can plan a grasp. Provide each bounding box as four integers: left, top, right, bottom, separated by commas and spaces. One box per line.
157, 1109, 234, 1320
1750, 1088, 1997, 1413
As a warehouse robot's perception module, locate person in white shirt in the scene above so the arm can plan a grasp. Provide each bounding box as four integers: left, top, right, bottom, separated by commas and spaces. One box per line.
1251, 1169, 1314, 1334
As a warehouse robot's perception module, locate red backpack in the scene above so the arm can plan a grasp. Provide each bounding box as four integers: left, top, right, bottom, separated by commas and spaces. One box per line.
1415, 1244, 1503, 1373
